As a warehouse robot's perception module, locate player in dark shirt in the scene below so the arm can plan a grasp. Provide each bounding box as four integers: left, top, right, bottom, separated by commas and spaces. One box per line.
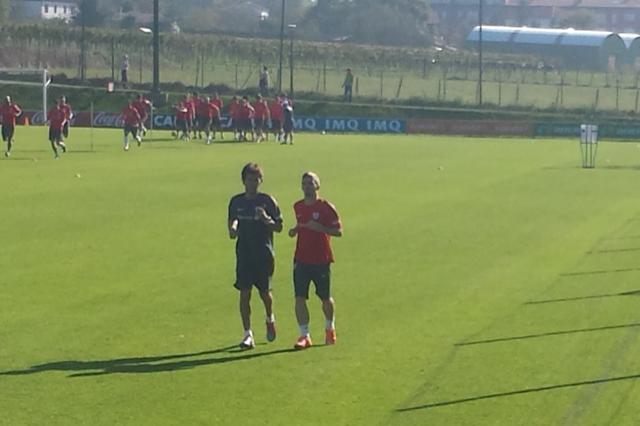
282, 101, 294, 145
228, 163, 283, 350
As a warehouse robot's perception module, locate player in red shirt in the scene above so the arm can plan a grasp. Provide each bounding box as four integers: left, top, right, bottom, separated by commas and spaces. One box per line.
47, 102, 67, 159
132, 94, 152, 140
288, 172, 343, 349
188, 92, 198, 139
0, 96, 22, 157
269, 95, 284, 143
202, 96, 221, 144
59, 95, 73, 140
212, 93, 224, 140
252, 94, 271, 143
173, 99, 190, 141
238, 96, 255, 142
121, 100, 142, 151
228, 96, 241, 141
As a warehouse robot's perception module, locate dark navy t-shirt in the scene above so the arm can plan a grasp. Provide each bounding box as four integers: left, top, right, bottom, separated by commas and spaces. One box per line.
228, 193, 282, 257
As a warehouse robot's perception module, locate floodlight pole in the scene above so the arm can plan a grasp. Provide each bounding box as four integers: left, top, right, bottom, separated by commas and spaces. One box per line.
152, 0, 160, 98
80, 0, 86, 81
289, 24, 296, 96
478, 0, 484, 106
278, 0, 285, 92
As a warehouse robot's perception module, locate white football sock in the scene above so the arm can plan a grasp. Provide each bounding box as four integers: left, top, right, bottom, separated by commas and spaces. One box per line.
326, 319, 335, 330
299, 324, 309, 337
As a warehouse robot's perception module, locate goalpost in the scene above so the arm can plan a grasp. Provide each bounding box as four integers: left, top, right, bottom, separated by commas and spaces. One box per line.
0, 68, 50, 119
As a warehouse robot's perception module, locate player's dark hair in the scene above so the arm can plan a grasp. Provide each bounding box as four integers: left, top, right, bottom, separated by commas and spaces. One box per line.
241, 163, 263, 182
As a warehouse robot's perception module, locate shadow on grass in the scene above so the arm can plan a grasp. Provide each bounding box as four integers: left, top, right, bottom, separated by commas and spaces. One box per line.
586, 247, 640, 254
0, 344, 300, 378
560, 267, 640, 277
525, 289, 640, 305
455, 322, 640, 346
396, 372, 640, 411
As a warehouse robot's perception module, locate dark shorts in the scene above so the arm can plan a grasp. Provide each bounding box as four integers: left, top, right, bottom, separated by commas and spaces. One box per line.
232, 118, 241, 132
235, 254, 275, 293
198, 116, 212, 131
271, 119, 282, 132
283, 121, 294, 133
254, 118, 264, 132
294, 262, 331, 300
212, 117, 221, 129
124, 124, 137, 136
63, 122, 70, 138
49, 127, 62, 142
2, 124, 14, 141
176, 118, 188, 133
241, 118, 253, 131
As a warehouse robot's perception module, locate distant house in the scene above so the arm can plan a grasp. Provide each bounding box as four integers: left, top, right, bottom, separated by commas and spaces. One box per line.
13, 0, 78, 23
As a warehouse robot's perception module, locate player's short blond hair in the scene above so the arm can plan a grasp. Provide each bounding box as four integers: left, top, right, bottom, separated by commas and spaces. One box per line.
302, 171, 320, 189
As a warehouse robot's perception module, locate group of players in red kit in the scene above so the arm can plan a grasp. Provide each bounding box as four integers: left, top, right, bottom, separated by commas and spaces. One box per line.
1, 91, 295, 157
172, 92, 295, 145
0, 95, 73, 159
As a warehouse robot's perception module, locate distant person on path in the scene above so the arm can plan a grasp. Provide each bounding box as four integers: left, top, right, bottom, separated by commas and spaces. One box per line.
121, 55, 129, 88
281, 100, 294, 145
0, 96, 22, 157
47, 101, 66, 159
342, 68, 354, 103
259, 66, 270, 95
228, 163, 283, 350
288, 172, 343, 350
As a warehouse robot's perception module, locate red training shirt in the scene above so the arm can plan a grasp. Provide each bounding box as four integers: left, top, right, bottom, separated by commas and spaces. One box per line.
293, 199, 341, 264
253, 100, 269, 119
132, 99, 150, 119
205, 102, 220, 119
0, 103, 22, 126
239, 103, 255, 120
122, 106, 141, 126
228, 100, 240, 119
47, 107, 66, 130
212, 98, 223, 111
269, 100, 283, 121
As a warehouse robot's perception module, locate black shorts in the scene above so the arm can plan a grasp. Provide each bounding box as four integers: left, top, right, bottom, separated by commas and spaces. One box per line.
49, 127, 62, 142
124, 125, 137, 136
283, 121, 294, 132
271, 119, 282, 132
2, 124, 14, 141
254, 118, 265, 131
235, 254, 275, 293
232, 118, 241, 132
198, 116, 211, 131
241, 119, 253, 131
176, 118, 188, 133
212, 117, 221, 129
294, 262, 331, 300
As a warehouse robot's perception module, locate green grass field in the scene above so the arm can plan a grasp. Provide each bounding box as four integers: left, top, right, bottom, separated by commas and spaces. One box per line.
3, 128, 640, 425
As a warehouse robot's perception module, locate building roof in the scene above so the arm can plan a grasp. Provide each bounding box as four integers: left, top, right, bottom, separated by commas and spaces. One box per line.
618, 33, 640, 48
467, 26, 626, 50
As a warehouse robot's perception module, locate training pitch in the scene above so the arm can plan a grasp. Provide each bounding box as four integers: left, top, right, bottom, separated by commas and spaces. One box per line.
3, 128, 640, 425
